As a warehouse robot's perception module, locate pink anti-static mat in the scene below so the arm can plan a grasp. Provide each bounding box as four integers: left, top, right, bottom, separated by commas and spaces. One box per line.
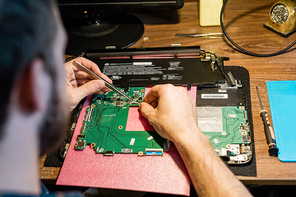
57, 86, 197, 196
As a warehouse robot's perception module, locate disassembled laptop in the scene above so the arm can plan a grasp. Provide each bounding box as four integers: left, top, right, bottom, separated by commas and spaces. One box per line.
70, 46, 252, 165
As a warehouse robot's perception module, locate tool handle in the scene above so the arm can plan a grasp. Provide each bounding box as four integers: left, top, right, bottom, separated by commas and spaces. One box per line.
260, 110, 278, 156
260, 110, 275, 144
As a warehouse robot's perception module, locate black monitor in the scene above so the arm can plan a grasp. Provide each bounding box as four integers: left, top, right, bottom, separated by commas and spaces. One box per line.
58, 0, 184, 55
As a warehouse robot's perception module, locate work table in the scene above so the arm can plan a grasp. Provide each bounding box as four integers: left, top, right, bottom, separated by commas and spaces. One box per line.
40, 0, 296, 185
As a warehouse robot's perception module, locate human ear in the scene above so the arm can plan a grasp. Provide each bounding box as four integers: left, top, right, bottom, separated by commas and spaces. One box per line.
13, 58, 51, 113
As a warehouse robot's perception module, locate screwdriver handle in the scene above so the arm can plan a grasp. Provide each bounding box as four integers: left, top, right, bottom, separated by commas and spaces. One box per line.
260, 110, 278, 156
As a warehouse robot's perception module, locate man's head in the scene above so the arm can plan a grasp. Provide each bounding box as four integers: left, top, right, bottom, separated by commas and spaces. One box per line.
0, 0, 68, 155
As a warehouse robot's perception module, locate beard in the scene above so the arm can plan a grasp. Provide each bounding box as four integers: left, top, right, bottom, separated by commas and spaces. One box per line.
38, 78, 69, 156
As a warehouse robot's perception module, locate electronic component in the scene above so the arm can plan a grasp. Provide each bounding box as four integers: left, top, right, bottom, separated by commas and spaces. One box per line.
197, 106, 252, 164
76, 90, 252, 164
145, 149, 163, 156
75, 87, 167, 156
75, 140, 86, 149
76, 87, 252, 163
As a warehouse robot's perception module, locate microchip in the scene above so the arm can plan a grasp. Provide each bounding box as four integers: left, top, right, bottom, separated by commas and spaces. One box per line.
242, 135, 250, 142
77, 134, 85, 139
75, 140, 86, 149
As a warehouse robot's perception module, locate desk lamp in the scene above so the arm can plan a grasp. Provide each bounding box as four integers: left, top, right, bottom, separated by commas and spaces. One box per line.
264, 0, 296, 37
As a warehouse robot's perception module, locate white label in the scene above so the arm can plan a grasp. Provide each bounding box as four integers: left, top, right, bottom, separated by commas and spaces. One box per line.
213, 139, 219, 144
218, 89, 227, 93
130, 138, 135, 145
133, 62, 152, 66
201, 94, 228, 99
110, 76, 122, 80
228, 114, 237, 118
147, 136, 154, 141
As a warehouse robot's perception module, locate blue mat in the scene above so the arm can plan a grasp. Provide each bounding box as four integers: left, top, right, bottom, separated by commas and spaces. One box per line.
266, 81, 296, 162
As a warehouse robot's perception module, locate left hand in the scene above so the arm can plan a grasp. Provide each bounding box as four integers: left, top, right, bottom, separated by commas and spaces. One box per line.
64, 57, 112, 111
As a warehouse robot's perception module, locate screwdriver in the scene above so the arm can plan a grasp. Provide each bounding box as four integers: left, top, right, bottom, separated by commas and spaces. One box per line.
256, 86, 278, 156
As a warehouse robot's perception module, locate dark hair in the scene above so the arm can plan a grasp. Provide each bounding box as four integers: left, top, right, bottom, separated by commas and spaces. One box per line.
0, 0, 58, 140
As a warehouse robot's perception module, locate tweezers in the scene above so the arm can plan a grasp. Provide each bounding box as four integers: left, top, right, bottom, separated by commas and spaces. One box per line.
73, 61, 132, 101
175, 33, 223, 38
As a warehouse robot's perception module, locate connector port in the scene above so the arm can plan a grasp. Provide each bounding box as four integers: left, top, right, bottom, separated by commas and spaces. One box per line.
145, 149, 163, 156
104, 151, 115, 156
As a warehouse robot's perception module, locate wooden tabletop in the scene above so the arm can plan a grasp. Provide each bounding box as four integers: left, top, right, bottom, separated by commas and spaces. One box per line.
40, 0, 296, 185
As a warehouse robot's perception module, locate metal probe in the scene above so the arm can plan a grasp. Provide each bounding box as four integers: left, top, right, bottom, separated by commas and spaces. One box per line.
256, 86, 278, 156
175, 33, 223, 38
73, 61, 132, 101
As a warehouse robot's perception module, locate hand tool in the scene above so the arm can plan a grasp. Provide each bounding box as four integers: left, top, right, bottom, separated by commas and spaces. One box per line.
73, 61, 132, 101
175, 33, 223, 38
256, 86, 278, 156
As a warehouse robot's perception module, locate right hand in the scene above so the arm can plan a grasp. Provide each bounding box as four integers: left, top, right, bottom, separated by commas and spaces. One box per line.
140, 84, 253, 197
139, 84, 201, 144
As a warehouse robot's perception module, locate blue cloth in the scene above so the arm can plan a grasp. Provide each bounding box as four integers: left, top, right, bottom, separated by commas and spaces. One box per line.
1, 183, 83, 197
266, 81, 296, 162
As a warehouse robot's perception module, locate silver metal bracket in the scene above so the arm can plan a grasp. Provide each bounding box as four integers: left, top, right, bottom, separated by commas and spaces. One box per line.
201, 53, 211, 61
201, 53, 217, 71
211, 55, 217, 71
218, 71, 242, 90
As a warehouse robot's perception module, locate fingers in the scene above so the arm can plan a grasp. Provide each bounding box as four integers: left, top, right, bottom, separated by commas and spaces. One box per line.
76, 80, 106, 99
150, 100, 158, 108
75, 70, 110, 82
71, 57, 101, 75
139, 102, 156, 123
144, 85, 163, 104
66, 57, 114, 111
70, 57, 113, 84
77, 79, 110, 92
75, 79, 109, 91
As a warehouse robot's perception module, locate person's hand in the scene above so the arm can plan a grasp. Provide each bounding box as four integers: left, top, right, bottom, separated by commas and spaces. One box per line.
64, 57, 112, 111
140, 84, 252, 197
139, 84, 201, 144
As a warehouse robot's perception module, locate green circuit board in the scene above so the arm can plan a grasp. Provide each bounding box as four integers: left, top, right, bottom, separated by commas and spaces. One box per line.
197, 106, 251, 164
75, 87, 251, 163
75, 87, 166, 156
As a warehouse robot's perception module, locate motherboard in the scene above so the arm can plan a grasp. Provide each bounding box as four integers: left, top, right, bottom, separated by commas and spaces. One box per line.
75, 86, 251, 164
197, 106, 251, 164
75, 87, 168, 156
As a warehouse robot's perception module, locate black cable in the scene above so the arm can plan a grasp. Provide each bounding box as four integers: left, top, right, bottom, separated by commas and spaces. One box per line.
220, 0, 296, 57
